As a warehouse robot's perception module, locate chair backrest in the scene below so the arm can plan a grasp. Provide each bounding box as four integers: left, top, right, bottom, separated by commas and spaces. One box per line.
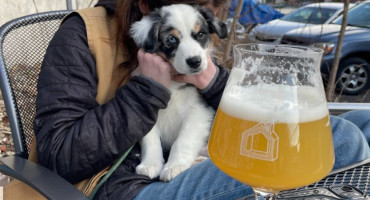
0, 10, 71, 158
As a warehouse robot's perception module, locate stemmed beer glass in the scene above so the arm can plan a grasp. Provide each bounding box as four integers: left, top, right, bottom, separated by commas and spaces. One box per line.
208, 44, 335, 199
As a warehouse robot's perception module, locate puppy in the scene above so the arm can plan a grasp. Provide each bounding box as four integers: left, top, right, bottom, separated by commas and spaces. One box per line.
130, 4, 227, 182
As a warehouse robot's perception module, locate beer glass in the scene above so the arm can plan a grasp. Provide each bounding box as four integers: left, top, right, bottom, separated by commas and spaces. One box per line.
208, 44, 334, 199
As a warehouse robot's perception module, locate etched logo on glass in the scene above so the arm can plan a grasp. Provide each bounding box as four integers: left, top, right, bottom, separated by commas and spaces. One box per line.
240, 122, 279, 161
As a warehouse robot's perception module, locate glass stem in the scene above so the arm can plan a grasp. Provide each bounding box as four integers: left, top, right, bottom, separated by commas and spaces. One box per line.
254, 190, 277, 200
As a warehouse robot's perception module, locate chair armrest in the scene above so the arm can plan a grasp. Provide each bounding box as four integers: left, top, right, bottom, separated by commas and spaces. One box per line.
0, 156, 88, 200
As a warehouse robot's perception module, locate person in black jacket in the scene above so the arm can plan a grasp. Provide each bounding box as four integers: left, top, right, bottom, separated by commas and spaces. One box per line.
34, 0, 370, 199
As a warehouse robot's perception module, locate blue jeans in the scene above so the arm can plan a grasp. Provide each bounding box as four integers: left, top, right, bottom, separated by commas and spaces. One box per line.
134, 110, 370, 200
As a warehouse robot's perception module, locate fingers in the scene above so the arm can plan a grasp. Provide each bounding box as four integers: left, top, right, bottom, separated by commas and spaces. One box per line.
137, 49, 172, 88
172, 74, 190, 83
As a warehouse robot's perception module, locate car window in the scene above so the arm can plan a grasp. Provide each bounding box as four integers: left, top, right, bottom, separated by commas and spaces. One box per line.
281, 7, 337, 24
333, 3, 370, 28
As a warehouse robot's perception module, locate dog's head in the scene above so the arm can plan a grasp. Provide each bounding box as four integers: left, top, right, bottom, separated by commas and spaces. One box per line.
129, 4, 227, 75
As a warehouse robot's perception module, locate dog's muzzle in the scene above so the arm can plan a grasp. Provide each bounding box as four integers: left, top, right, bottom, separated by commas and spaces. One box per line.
186, 56, 202, 69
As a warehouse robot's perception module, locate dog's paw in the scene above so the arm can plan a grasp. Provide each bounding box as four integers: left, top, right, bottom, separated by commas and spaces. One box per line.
136, 162, 163, 179
159, 164, 190, 182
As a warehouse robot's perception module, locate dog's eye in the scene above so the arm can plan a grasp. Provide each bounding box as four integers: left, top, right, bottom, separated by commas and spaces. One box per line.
167, 36, 177, 44
196, 32, 205, 39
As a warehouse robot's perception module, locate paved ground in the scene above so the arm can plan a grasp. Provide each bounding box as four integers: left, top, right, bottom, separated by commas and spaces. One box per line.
338, 91, 370, 103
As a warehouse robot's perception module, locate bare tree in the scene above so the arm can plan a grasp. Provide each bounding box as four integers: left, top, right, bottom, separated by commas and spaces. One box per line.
88, 0, 95, 7
32, 0, 39, 13
326, 0, 349, 102
223, 0, 243, 62
220, 2, 231, 22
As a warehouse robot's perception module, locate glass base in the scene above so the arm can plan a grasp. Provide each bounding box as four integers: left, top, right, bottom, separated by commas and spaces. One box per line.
254, 190, 277, 200
237, 189, 278, 200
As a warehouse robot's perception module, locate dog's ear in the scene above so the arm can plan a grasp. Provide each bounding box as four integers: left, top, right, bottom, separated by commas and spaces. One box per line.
129, 12, 162, 53
197, 7, 228, 39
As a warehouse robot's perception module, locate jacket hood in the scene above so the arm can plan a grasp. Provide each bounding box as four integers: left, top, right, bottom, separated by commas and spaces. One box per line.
95, 0, 116, 14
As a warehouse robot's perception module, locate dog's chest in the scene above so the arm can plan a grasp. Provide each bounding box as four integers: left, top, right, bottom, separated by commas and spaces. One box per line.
156, 84, 204, 143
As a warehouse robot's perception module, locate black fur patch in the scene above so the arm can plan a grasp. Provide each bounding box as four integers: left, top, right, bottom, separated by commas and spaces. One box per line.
142, 11, 163, 53
197, 7, 228, 39
191, 19, 210, 48
158, 26, 180, 59
143, 22, 161, 53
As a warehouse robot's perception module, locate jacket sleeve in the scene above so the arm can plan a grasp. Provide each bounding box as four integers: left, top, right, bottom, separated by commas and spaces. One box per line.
34, 14, 170, 184
200, 65, 229, 110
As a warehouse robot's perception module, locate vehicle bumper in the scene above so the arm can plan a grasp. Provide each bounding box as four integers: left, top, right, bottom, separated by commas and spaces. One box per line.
321, 54, 335, 75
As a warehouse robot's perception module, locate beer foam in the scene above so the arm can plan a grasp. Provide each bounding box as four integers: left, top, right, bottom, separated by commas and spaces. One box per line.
220, 84, 329, 123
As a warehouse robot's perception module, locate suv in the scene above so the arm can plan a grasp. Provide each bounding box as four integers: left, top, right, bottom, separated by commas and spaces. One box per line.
281, 1, 370, 95
249, 2, 353, 44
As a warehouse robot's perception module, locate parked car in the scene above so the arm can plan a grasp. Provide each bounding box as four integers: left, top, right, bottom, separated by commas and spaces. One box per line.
281, 1, 370, 95
249, 2, 354, 44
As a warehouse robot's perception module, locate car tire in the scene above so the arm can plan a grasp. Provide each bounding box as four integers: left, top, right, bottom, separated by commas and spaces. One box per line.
336, 57, 370, 95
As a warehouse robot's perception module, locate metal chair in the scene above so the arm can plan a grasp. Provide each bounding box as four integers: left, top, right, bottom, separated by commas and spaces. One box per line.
0, 10, 88, 200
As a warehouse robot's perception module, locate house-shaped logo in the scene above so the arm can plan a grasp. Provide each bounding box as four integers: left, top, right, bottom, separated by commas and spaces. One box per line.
240, 122, 279, 161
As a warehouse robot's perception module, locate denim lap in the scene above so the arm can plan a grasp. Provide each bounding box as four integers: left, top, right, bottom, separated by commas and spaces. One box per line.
133, 159, 253, 200
331, 113, 370, 169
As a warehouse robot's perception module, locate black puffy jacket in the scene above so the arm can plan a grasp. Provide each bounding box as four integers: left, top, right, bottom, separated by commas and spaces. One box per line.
34, 0, 229, 199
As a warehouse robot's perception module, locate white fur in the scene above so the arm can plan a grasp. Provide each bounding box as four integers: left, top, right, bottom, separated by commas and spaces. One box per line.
131, 4, 216, 182
136, 84, 214, 182
129, 16, 154, 48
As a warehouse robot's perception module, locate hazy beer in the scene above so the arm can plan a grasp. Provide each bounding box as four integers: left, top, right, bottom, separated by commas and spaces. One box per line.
208, 84, 335, 192
210, 44, 330, 198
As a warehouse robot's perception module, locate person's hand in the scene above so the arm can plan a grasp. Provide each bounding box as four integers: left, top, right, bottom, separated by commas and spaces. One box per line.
172, 53, 217, 90
137, 49, 172, 88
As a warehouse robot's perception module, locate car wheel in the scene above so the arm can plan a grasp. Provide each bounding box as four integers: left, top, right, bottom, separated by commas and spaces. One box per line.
336, 57, 370, 95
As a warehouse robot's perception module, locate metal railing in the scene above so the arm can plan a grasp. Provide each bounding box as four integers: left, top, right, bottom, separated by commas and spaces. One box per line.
328, 102, 370, 111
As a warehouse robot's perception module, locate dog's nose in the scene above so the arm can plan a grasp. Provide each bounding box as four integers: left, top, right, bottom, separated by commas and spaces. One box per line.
186, 56, 201, 69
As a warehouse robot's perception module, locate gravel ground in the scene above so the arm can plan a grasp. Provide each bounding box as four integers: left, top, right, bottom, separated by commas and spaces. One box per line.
0, 92, 15, 189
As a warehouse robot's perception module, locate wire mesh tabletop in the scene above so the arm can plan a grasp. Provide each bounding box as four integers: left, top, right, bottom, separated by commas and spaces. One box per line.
300, 159, 370, 195
238, 158, 370, 199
